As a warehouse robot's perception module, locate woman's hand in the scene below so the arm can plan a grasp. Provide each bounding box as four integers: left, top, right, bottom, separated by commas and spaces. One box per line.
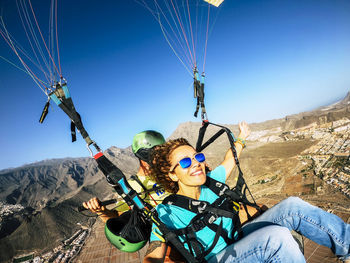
238, 121, 251, 140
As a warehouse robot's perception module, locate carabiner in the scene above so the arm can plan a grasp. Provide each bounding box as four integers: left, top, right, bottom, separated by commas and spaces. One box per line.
86, 141, 102, 157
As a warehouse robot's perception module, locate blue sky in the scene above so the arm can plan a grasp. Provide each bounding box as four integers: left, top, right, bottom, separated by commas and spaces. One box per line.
0, 0, 349, 170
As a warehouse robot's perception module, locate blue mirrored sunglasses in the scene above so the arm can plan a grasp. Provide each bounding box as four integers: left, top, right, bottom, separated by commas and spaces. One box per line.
171, 153, 206, 172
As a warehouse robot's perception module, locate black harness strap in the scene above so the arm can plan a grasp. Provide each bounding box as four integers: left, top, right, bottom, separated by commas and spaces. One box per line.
205, 176, 257, 209
49, 83, 93, 145
196, 121, 261, 219
94, 154, 144, 209
164, 194, 232, 217
131, 175, 148, 192
200, 219, 223, 261
39, 99, 50, 123
194, 76, 201, 118
193, 71, 208, 121
161, 227, 198, 262
196, 125, 225, 152
194, 82, 207, 120
70, 112, 83, 142
170, 210, 223, 261
206, 222, 231, 245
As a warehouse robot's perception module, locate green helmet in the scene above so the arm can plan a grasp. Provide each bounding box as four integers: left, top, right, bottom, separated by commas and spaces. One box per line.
105, 210, 151, 253
132, 130, 165, 163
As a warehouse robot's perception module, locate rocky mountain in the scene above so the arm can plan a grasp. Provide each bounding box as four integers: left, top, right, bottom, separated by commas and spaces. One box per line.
0, 91, 349, 262
0, 147, 138, 210
282, 91, 350, 130
0, 147, 139, 262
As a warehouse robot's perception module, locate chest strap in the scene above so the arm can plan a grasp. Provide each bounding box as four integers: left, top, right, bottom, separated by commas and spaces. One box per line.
162, 181, 241, 262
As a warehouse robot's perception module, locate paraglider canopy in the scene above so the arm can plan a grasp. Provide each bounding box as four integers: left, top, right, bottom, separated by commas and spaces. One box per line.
204, 0, 224, 7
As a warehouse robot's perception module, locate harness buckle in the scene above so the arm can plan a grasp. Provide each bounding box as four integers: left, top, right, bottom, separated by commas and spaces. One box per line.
86, 141, 102, 157
208, 215, 217, 224
215, 182, 229, 196
192, 200, 207, 213
220, 185, 229, 196
191, 219, 207, 232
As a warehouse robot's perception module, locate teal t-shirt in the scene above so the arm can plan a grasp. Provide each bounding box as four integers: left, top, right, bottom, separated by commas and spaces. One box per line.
150, 165, 233, 260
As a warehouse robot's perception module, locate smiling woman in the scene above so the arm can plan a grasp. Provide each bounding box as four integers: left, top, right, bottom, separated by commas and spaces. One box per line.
167, 145, 207, 199
144, 122, 350, 263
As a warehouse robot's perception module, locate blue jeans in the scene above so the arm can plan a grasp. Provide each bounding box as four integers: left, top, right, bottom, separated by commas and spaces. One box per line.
208, 197, 350, 262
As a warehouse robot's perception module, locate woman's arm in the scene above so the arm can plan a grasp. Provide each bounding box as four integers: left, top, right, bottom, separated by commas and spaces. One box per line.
220, 121, 250, 181
143, 241, 167, 263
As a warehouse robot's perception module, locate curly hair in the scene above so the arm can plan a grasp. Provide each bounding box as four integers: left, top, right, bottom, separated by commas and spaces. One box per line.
149, 138, 192, 193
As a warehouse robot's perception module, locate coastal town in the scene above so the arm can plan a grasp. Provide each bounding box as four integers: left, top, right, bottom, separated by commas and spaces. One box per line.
0, 203, 24, 221
292, 118, 350, 198
13, 227, 91, 263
